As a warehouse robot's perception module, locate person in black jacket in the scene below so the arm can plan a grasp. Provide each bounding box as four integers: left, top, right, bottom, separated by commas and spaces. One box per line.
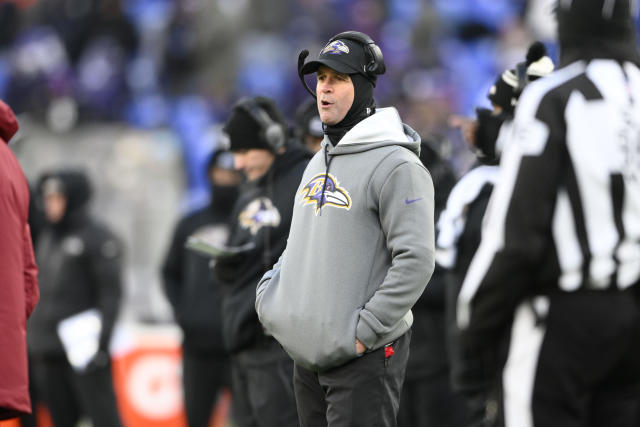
161, 149, 241, 427
28, 169, 123, 427
293, 98, 324, 154
457, 2, 640, 426
396, 139, 462, 427
441, 43, 554, 427
214, 96, 311, 427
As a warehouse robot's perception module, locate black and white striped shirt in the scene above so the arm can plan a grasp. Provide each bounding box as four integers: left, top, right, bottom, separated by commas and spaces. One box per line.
457, 58, 640, 342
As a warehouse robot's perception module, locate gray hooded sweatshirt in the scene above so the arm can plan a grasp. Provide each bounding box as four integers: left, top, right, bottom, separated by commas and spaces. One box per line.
255, 107, 435, 371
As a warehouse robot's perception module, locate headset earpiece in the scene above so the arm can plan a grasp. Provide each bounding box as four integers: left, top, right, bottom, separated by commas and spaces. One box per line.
236, 98, 286, 153
328, 31, 386, 77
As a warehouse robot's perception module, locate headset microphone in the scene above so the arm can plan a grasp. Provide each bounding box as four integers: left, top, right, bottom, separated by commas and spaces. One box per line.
298, 50, 317, 99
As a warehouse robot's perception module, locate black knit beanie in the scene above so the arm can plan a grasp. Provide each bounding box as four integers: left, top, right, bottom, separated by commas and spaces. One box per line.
223, 97, 286, 152
488, 42, 554, 114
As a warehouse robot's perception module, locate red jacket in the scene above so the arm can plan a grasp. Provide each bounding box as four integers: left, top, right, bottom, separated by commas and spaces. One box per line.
0, 100, 39, 420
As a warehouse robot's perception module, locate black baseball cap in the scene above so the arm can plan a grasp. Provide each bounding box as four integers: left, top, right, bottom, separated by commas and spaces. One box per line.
301, 38, 370, 78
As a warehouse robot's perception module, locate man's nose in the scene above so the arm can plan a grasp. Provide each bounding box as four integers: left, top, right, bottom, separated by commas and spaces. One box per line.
318, 81, 332, 93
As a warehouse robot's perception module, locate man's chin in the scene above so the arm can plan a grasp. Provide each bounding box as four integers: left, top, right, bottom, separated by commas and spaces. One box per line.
320, 117, 338, 126
246, 172, 261, 182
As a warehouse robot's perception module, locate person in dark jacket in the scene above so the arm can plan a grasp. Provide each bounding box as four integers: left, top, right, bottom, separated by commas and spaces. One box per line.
213, 96, 311, 427
396, 139, 463, 427
20, 183, 46, 427
0, 99, 39, 421
457, 2, 640, 426
440, 42, 554, 427
28, 169, 123, 427
294, 97, 324, 154
162, 149, 241, 427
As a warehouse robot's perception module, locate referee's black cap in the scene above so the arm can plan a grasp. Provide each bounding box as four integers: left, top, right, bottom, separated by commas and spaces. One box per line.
557, 0, 637, 43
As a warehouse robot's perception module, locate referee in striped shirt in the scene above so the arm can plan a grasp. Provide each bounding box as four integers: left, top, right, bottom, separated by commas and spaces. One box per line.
456, 1, 640, 426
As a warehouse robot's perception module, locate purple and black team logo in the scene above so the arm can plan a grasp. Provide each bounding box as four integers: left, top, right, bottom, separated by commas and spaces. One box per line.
321, 40, 350, 55
300, 173, 352, 215
239, 197, 281, 235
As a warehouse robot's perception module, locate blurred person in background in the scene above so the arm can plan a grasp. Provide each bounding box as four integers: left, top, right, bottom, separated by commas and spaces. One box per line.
294, 97, 324, 153
162, 149, 242, 427
72, 0, 139, 121
256, 31, 434, 427
28, 169, 123, 427
0, 3, 19, 48
0, 99, 39, 421
456, 1, 640, 426
449, 42, 554, 165
396, 137, 460, 427
213, 96, 311, 427
20, 182, 46, 427
5, 0, 138, 127
441, 41, 554, 426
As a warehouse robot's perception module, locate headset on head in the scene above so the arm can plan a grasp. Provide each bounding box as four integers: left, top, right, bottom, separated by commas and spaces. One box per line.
236, 98, 286, 152
329, 31, 386, 76
298, 31, 386, 99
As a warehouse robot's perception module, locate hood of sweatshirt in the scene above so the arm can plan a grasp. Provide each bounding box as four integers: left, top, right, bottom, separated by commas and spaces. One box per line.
38, 170, 92, 231
321, 107, 421, 157
0, 100, 18, 144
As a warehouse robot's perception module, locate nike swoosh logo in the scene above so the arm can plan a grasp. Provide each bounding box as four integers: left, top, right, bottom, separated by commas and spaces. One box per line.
405, 197, 423, 205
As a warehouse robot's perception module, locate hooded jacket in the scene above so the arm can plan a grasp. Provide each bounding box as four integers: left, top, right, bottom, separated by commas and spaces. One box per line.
256, 107, 435, 371
0, 100, 39, 419
28, 171, 122, 358
214, 145, 311, 354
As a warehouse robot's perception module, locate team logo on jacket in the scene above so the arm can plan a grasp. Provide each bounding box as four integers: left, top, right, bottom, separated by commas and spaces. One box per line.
300, 173, 351, 215
321, 40, 349, 55
239, 197, 281, 235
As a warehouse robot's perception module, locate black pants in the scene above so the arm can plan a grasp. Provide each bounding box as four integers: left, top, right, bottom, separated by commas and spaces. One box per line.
397, 369, 469, 427
502, 289, 640, 427
294, 330, 410, 427
231, 338, 298, 427
182, 350, 230, 427
31, 355, 122, 427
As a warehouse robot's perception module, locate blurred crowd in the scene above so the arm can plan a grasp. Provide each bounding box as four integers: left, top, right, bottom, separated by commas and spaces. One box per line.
1, 0, 565, 180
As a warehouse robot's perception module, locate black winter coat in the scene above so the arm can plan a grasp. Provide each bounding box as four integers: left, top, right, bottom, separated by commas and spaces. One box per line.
162, 202, 233, 354
28, 212, 122, 356
214, 146, 311, 353
405, 140, 457, 378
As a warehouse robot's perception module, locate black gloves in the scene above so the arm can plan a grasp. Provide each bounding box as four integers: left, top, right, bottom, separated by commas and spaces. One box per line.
474, 108, 510, 165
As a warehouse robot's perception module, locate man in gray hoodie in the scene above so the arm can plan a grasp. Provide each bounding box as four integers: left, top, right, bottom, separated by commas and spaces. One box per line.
256, 31, 435, 426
